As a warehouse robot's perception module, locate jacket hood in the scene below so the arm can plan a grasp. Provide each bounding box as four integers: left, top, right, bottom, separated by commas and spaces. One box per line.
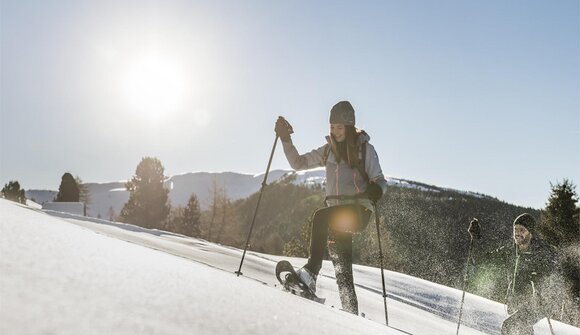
358, 130, 370, 144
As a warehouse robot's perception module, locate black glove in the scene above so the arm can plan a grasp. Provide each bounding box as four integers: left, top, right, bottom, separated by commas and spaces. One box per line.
366, 182, 383, 203
275, 116, 293, 142
468, 218, 482, 240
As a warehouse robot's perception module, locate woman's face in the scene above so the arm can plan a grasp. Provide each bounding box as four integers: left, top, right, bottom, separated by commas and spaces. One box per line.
330, 123, 346, 142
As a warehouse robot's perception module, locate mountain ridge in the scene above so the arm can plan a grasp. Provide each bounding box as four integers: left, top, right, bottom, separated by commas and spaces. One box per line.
26, 169, 497, 219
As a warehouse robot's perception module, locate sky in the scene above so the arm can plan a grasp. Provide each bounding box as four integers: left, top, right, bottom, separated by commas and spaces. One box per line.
1, 0, 578, 209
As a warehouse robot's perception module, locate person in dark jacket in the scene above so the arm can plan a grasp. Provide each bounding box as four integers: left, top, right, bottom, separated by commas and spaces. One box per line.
275, 101, 387, 314
499, 213, 558, 335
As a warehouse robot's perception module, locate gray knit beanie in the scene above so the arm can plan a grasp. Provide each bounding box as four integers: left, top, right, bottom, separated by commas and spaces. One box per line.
513, 213, 536, 233
329, 101, 355, 126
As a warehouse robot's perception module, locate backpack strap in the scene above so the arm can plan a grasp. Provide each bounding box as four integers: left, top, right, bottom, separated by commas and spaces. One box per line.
321, 142, 331, 166
357, 142, 369, 184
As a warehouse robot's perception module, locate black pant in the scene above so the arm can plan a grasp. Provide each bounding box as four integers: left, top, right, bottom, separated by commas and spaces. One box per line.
328, 231, 358, 314
305, 205, 371, 273
304, 205, 371, 314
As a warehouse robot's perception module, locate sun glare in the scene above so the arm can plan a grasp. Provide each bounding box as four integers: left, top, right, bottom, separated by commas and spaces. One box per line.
121, 54, 187, 121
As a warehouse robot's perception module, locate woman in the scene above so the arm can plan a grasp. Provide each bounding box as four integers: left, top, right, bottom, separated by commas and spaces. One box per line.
275, 100, 387, 314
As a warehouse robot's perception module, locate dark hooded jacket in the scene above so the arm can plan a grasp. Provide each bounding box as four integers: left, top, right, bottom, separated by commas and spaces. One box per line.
488, 238, 558, 312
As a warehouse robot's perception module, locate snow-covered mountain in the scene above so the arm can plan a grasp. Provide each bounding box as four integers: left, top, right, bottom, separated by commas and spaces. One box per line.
26, 169, 491, 219
1, 199, 576, 335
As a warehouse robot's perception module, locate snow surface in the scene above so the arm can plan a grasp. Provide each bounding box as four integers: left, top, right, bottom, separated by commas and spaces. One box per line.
1, 199, 577, 335
41, 201, 85, 215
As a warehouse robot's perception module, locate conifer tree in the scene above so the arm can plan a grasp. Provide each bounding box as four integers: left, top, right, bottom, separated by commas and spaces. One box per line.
207, 177, 221, 240
119, 157, 170, 229
183, 194, 201, 237
107, 206, 116, 222
55, 173, 80, 202
1, 181, 26, 204
215, 189, 234, 243
165, 206, 184, 234
75, 176, 91, 212
540, 179, 579, 246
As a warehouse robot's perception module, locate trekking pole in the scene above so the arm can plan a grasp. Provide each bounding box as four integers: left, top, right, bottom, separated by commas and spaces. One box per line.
531, 277, 556, 335
235, 135, 279, 277
545, 308, 556, 335
456, 218, 481, 335
373, 201, 389, 326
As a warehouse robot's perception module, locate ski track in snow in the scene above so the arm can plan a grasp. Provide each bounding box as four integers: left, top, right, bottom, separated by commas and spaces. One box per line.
1, 199, 577, 335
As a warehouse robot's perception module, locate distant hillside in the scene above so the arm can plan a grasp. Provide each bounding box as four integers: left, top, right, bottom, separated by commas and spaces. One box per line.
24, 190, 58, 204
226, 177, 540, 305
27, 169, 498, 219
27, 170, 300, 218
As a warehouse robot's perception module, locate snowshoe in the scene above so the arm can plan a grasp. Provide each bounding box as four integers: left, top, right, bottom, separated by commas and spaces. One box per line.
275, 260, 326, 304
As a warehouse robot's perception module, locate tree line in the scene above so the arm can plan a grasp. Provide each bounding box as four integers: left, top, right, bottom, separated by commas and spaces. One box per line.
1, 172, 90, 206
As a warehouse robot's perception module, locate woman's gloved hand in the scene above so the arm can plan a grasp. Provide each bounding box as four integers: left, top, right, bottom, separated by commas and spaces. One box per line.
275, 116, 293, 142
366, 182, 383, 203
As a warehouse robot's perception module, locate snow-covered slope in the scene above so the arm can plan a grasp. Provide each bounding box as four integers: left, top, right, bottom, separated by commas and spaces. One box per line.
2, 199, 576, 335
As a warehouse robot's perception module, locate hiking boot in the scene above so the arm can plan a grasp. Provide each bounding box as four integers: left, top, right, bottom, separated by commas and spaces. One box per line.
296, 266, 317, 294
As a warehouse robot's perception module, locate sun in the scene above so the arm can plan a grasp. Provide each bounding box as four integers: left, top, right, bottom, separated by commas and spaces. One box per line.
121, 54, 187, 121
